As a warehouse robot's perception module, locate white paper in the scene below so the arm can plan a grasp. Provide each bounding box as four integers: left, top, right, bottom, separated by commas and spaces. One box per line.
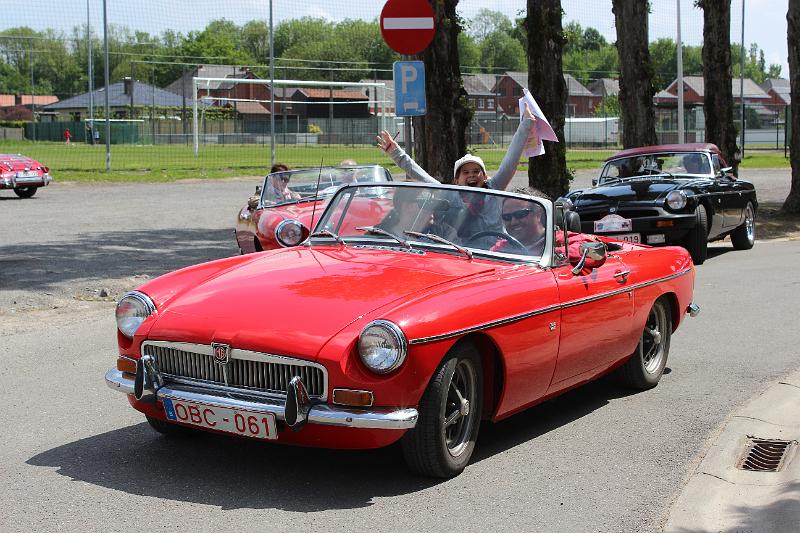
518, 88, 559, 158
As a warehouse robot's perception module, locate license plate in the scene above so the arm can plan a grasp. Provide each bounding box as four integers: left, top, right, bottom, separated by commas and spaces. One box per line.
594, 214, 632, 233
16, 171, 37, 178
613, 233, 641, 243
162, 398, 277, 440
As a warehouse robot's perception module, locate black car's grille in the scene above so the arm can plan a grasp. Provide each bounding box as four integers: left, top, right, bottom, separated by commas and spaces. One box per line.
579, 209, 661, 222
142, 342, 327, 398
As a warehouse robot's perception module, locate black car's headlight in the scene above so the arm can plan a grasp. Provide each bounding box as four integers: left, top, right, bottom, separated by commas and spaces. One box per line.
116, 291, 156, 338
358, 320, 407, 374
275, 219, 307, 247
665, 190, 688, 210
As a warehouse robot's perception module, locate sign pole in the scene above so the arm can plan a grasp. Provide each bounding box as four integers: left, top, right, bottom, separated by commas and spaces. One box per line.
403, 55, 413, 159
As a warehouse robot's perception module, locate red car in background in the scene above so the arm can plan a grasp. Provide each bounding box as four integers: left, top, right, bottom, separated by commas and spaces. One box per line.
0, 154, 52, 198
235, 165, 394, 253
107, 183, 699, 478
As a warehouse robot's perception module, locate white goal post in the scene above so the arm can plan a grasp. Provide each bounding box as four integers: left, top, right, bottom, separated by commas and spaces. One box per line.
191, 77, 391, 157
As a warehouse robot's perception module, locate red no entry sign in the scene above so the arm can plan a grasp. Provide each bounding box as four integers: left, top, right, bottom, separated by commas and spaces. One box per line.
380, 0, 436, 56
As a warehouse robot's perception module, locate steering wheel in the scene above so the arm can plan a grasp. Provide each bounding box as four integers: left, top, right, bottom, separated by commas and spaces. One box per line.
464, 230, 529, 254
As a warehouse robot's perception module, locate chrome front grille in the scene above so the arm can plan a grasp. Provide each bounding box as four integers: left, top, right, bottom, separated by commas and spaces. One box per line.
142, 341, 327, 398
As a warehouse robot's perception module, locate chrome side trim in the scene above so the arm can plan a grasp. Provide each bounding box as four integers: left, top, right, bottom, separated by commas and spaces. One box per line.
104, 369, 417, 430
409, 268, 693, 345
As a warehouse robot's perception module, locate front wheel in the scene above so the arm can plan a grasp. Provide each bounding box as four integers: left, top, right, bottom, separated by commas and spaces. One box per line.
402, 344, 483, 478
13, 186, 37, 198
683, 204, 708, 265
615, 298, 672, 390
730, 201, 755, 250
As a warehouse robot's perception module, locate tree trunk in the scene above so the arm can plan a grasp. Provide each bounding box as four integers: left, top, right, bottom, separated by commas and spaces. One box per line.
698, 0, 740, 175
611, 0, 658, 148
783, 0, 800, 213
413, 0, 472, 184
526, 0, 570, 199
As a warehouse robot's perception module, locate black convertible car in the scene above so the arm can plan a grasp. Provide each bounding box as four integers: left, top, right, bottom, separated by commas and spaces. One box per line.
565, 143, 757, 265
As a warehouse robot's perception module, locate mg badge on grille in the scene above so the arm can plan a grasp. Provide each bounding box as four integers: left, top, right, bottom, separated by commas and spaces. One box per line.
609, 206, 617, 214
211, 342, 231, 364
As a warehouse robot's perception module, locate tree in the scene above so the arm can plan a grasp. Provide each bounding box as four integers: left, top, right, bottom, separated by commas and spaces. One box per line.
612, 0, 658, 148
458, 33, 480, 70
784, 0, 800, 213
697, 0, 739, 174
467, 8, 513, 42
525, 0, 570, 198
479, 31, 526, 72
413, 0, 472, 184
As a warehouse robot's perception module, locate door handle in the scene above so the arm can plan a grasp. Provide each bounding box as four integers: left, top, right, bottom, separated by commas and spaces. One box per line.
613, 270, 630, 282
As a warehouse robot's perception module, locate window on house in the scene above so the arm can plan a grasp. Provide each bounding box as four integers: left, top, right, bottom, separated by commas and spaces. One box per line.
487, 99, 495, 110
477, 99, 484, 109
513, 86, 522, 97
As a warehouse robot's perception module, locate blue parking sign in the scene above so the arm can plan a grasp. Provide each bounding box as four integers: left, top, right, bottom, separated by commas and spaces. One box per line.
394, 61, 427, 117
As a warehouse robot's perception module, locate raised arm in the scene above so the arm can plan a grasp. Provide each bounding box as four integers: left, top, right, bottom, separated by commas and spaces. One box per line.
376, 130, 438, 183
489, 109, 537, 190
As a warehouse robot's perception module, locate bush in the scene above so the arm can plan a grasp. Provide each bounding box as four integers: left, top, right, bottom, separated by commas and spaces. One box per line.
307, 123, 322, 134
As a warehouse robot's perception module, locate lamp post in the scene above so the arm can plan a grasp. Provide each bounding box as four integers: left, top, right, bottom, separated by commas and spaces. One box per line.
103, 0, 111, 170
676, 0, 685, 144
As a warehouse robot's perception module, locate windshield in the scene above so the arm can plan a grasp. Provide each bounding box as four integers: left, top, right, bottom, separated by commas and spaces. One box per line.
261, 165, 391, 206
313, 183, 551, 261
600, 152, 712, 182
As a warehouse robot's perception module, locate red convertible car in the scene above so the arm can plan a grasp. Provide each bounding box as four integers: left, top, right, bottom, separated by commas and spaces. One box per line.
235, 165, 394, 253
0, 153, 52, 198
106, 183, 699, 478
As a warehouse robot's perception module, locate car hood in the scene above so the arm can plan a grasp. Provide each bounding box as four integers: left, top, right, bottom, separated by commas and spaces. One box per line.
573, 179, 684, 206
0, 155, 46, 173
146, 247, 495, 358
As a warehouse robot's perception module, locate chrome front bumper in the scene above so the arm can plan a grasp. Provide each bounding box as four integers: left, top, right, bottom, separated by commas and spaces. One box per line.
0, 174, 52, 189
105, 368, 418, 430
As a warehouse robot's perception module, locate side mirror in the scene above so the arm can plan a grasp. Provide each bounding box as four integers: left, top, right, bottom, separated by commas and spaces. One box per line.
565, 211, 582, 232
247, 196, 259, 210
255, 185, 262, 194
592, 178, 598, 186
717, 166, 733, 179
570, 241, 607, 274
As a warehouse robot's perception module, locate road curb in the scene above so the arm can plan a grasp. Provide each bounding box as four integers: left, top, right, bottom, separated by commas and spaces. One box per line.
664, 368, 800, 532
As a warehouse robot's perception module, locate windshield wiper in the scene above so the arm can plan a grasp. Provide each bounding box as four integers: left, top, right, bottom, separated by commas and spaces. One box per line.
404, 230, 473, 260
355, 226, 411, 248
309, 228, 345, 244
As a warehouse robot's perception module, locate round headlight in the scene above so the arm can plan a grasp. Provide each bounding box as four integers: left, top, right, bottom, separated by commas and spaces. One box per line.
666, 190, 688, 210
116, 291, 156, 338
275, 219, 307, 247
358, 320, 408, 374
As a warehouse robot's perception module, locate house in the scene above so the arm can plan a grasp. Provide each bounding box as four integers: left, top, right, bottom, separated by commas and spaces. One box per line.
588, 78, 620, 99
760, 78, 791, 108
462, 73, 500, 116
290, 88, 370, 119
43, 78, 201, 120
494, 71, 599, 117
654, 75, 775, 126
0, 94, 60, 120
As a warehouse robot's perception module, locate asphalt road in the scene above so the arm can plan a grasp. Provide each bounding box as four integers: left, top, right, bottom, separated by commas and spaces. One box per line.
1, 169, 798, 532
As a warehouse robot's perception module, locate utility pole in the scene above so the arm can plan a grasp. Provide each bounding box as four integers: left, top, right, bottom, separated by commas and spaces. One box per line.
87, 0, 95, 143
269, 0, 276, 167
676, 0, 685, 143
739, 0, 746, 158
103, 0, 111, 170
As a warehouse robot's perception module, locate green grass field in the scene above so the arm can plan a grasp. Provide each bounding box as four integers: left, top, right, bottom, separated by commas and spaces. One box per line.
0, 139, 790, 183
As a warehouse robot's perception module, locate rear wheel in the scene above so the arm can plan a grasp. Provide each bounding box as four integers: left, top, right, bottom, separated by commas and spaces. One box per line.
731, 201, 755, 250
615, 298, 672, 390
13, 186, 37, 198
402, 344, 483, 478
684, 204, 708, 265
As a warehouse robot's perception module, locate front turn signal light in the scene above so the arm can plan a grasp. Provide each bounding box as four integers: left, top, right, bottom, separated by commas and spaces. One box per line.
117, 356, 137, 375
332, 389, 374, 407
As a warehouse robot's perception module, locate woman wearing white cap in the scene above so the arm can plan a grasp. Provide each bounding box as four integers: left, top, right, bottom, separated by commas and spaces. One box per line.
376, 107, 538, 238
376, 106, 537, 190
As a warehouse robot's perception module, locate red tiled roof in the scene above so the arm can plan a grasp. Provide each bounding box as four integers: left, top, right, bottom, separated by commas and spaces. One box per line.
298, 88, 369, 100
0, 94, 59, 107
0, 95, 14, 107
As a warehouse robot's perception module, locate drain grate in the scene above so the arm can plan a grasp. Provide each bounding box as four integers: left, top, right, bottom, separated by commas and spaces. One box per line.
737, 436, 796, 472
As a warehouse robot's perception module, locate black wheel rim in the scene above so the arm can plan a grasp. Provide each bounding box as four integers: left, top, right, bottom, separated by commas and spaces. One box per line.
642, 305, 667, 374
443, 359, 478, 457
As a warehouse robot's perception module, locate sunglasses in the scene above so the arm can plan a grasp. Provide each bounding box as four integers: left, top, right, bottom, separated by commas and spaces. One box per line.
278, 176, 290, 183
501, 208, 534, 222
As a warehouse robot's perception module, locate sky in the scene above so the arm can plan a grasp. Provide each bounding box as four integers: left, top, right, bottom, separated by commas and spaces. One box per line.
1, 0, 791, 78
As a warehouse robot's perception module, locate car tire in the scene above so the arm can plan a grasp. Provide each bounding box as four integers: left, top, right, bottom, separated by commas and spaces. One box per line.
13, 186, 37, 198
146, 415, 194, 437
402, 343, 483, 478
731, 201, 755, 250
684, 204, 708, 265
615, 297, 672, 390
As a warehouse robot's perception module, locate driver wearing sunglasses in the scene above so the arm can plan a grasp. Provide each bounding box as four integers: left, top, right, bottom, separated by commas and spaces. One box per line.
492, 195, 547, 256
265, 169, 301, 203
